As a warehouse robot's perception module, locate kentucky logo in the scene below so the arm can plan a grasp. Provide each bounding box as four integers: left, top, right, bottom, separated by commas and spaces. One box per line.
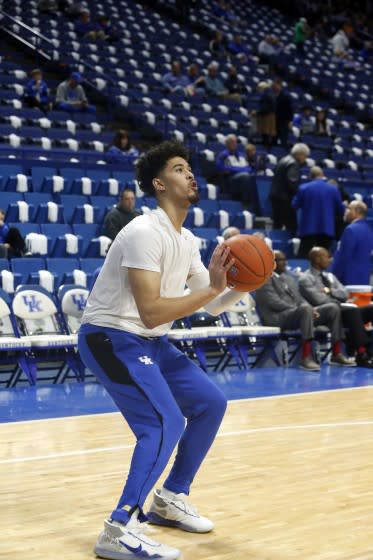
228, 265, 239, 278
72, 294, 87, 311
22, 295, 42, 313
138, 355, 153, 365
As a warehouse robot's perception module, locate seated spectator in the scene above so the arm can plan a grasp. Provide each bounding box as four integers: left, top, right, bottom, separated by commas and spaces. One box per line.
224, 65, 245, 101
292, 105, 315, 135
245, 143, 266, 173
204, 63, 229, 98
162, 61, 190, 95
75, 9, 106, 41
227, 34, 256, 66
314, 109, 331, 136
23, 68, 50, 114
255, 250, 352, 371
0, 209, 27, 258
55, 72, 96, 113
106, 130, 139, 163
209, 30, 228, 58
103, 189, 141, 240
299, 246, 373, 367
330, 25, 351, 57
187, 63, 206, 96
213, 1, 240, 24
38, 0, 59, 14
256, 81, 276, 149
216, 134, 260, 213
257, 35, 283, 65
96, 14, 119, 42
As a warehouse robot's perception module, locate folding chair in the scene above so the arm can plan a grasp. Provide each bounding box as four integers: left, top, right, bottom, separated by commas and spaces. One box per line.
0, 288, 33, 386
12, 285, 84, 383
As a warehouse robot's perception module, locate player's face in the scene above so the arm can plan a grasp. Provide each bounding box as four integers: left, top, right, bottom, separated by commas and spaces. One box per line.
158, 157, 199, 205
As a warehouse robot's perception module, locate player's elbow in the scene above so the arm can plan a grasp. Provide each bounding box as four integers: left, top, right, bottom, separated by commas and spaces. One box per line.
139, 310, 161, 330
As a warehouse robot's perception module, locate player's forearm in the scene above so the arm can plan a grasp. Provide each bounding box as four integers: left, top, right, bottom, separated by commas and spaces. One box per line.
139, 287, 222, 329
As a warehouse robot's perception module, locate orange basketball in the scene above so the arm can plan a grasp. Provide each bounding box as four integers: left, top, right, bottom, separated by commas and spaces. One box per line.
224, 234, 275, 292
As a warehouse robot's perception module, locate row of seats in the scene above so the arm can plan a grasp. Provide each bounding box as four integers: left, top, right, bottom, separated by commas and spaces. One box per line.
0, 257, 103, 294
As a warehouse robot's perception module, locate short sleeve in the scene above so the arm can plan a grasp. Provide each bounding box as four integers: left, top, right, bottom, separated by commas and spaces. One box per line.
121, 222, 162, 272
188, 233, 206, 277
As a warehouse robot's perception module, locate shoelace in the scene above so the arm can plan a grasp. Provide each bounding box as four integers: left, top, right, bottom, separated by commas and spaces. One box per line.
171, 494, 198, 516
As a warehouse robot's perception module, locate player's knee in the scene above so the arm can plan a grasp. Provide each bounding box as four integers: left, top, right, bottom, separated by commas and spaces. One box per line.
164, 409, 185, 442
207, 387, 228, 420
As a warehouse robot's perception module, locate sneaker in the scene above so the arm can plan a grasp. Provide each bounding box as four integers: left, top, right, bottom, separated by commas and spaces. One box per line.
329, 353, 356, 367
94, 509, 180, 560
300, 356, 320, 371
147, 489, 214, 533
356, 352, 373, 369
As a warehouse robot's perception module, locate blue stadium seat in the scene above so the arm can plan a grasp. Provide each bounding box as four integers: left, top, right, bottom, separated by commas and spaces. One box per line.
46, 258, 81, 288
34, 203, 65, 224
11, 257, 46, 284
6, 202, 36, 223
72, 224, 100, 254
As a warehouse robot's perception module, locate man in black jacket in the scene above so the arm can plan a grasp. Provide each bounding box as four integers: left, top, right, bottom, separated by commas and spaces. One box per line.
103, 189, 140, 240
269, 142, 310, 235
272, 77, 294, 147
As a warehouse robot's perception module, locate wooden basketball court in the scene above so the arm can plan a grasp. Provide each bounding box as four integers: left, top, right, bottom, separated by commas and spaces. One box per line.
1, 387, 373, 560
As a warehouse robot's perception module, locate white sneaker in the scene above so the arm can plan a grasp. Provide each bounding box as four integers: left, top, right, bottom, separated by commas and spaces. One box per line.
94, 509, 180, 560
147, 489, 214, 533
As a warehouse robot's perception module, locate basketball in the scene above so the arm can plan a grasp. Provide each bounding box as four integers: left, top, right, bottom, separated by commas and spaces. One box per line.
224, 234, 275, 292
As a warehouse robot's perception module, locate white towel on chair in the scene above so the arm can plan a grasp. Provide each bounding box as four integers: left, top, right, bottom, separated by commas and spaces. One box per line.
16, 174, 28, 192
17, 200, 29, 222
65, 234, 79, 255
38, 270, 54, 292
25, 233, 48, 255
1, 270, 14, 293
66, 119, 76, 134
73, 269, 87, 287
206, 183, 217, 200
83, 204, 94, 224
98, 236, 112, 256
53, 175, 64, 193
47, 201, 58, 223
108, 178, 119, 196
193, 207, 204, 226
242, 210, 253, 229
218, 209, 229, 229
81, 177, 92, 195
41, 137, 52, 150
10, 115, 22, 128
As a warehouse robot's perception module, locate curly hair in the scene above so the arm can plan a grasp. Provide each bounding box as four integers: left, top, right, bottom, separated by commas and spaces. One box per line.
135, 140, 190, 196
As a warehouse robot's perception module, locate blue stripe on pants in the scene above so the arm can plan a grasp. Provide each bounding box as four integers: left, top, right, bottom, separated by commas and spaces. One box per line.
78, 324, 227, 523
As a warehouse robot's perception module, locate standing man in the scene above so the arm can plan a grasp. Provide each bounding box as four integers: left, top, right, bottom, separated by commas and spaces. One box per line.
78, 141, 243, 560
299, 246, 373, 367
103, 188, 141, 240
272, 77, 294, 148
255, 250, 352, 371
292, 166, 345, 258
294, 17, 308, 56
332, 200, 373, 285
270, 142, 310, 235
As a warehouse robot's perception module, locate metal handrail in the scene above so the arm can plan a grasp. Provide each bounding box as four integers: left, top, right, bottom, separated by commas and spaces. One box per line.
0, 10, 54, 45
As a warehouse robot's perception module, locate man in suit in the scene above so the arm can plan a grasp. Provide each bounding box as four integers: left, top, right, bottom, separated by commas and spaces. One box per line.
272, 77, 294, 148
292, 166, 345, 258
299, 246, 373, 367
332, 200, 373, 285
270, 142, 310, 235
255, 250, 352, 371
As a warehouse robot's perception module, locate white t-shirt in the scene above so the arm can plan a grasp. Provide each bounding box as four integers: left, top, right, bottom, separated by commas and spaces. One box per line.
81, 207, 206, 336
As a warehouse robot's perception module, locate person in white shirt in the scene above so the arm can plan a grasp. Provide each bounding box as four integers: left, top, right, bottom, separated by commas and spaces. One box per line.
78, 140, 243, 560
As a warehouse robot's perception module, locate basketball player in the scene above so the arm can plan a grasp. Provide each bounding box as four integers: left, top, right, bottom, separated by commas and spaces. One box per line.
78, 141, 243, 560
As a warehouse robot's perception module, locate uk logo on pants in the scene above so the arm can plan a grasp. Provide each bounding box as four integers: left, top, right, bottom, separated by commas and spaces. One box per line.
138, 355, 153, 365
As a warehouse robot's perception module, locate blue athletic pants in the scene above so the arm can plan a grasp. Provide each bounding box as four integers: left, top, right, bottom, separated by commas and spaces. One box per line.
78, 324, 227, 523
